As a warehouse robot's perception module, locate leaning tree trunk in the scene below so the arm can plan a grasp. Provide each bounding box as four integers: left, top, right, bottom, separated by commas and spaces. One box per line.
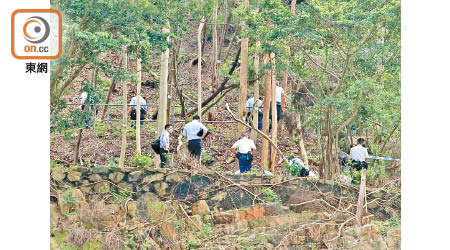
136, 57, 142, 154
250, 41, 261, 141
238, 0, 250, 135
197, 17, 205, 121
118, 47, 128, 168
270, 53, 277, 172
261, 54, 271, 170
356, 168, 367, 226
295, 113, 309, 169
157, 26, 170, 135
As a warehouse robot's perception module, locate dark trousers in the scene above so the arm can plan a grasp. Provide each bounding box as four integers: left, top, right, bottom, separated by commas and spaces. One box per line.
247, 112, 263, 131
237, 153, 252, 173
130, 109, 146, 127
187, 139, 202, 158
160, 149, 169, 168
276, 103, 282, 121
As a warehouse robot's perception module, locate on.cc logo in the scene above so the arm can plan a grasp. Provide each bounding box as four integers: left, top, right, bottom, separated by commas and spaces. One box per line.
23, 16, 50, 44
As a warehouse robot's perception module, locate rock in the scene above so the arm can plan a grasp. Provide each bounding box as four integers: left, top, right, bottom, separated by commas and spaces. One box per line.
223, 220, 249, 235
146, 201, 177, 221
67, 170, 82, 182
94, 182, 110, 193
152, 168, 169, 174
166, 173, 184, 182
72, 166, 89, 173
226, 156, 235, 164
50, 202, 61, 230
234, 205, 265, 221
92, 166, 110, 174
211, 191, 228, 202
262, 203, 290, 216
213, 212, 234, 224
118, 182, 134, 192
186, 215, 203, 231
192, 200, 211, 216
153, 182, 168, 196
51, 169, 66, 181
109, 172, 124, 183
57, 188, 86, 216
129, 171, 145, 182
126, 200, 138, 218
142, 173, 165, 184
89, 174, 103, 182
80, 180, 92, 195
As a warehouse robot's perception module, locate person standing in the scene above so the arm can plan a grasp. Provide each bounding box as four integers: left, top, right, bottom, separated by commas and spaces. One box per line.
245, 96, 263, 130
349, 138, 369, 172
182, 115, 208, 158
275, 82, 288, 123
127, 94, 149, 127
159, 124, 173, 168
231, 131, 257, 173
78, 90, 93, 128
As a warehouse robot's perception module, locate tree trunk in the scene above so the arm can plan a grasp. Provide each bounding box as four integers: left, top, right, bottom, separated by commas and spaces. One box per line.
261, 54, 271, 170
217, 0, 230, 61
50, 38, 78, 96
101, 56, 123, 120
158, 26, 170, 136
55, 63, 86, 103
250, 41, 261, 141
355, 168, 367, 226
136, 57, 142, 154
186, 47, 241, 117
295, 113, 309, 169
73, 128, 83, 163
118, 47, 128, 168
198, 18, 205, 121
270, 53, 277, 172
290, 0, 297, 14
238, 0, 249, 135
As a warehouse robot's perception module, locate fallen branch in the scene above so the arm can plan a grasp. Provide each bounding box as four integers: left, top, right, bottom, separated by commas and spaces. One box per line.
178, 203, 202, 231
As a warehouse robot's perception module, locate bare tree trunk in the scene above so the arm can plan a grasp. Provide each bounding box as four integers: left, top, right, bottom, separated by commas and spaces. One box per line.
250, 41, 261, 141
73, 128, 83, 164
55, 64, 86, 103
101, 56, 123, 120
270, 53, 277, 172
158, 26, 170, 135
136, 57, 142, 154
261, 54, 271, 170
295, 113, 309, 169
290, 0, 297, 14
356, 168, 367, 226
198, 18, 205, 121
238, 0, 250, 135
50, 38, 78, 95
118, 47, 128, 168
217, 0, 230, 61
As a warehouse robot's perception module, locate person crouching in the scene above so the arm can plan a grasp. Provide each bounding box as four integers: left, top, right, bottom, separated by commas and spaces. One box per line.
231, 131, 256, 173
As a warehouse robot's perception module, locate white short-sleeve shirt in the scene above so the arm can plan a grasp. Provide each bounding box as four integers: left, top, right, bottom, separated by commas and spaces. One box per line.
232, 137, 256, 154
350, 145, 369, 162
276, 86, 284, 103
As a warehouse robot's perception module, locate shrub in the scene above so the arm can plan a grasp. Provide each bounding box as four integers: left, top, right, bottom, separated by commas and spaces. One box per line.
261, 188, 282, 204
130, 152, 153, 167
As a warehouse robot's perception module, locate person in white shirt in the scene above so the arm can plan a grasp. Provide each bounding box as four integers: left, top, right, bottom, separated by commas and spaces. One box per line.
78, 91, 93, 128
349, 138, 369, 171
127, 94, 149, 127
275, 83, 288, 122
231, 131, 257, 173
182, 115, 208, 158
159, 124, 173, 168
